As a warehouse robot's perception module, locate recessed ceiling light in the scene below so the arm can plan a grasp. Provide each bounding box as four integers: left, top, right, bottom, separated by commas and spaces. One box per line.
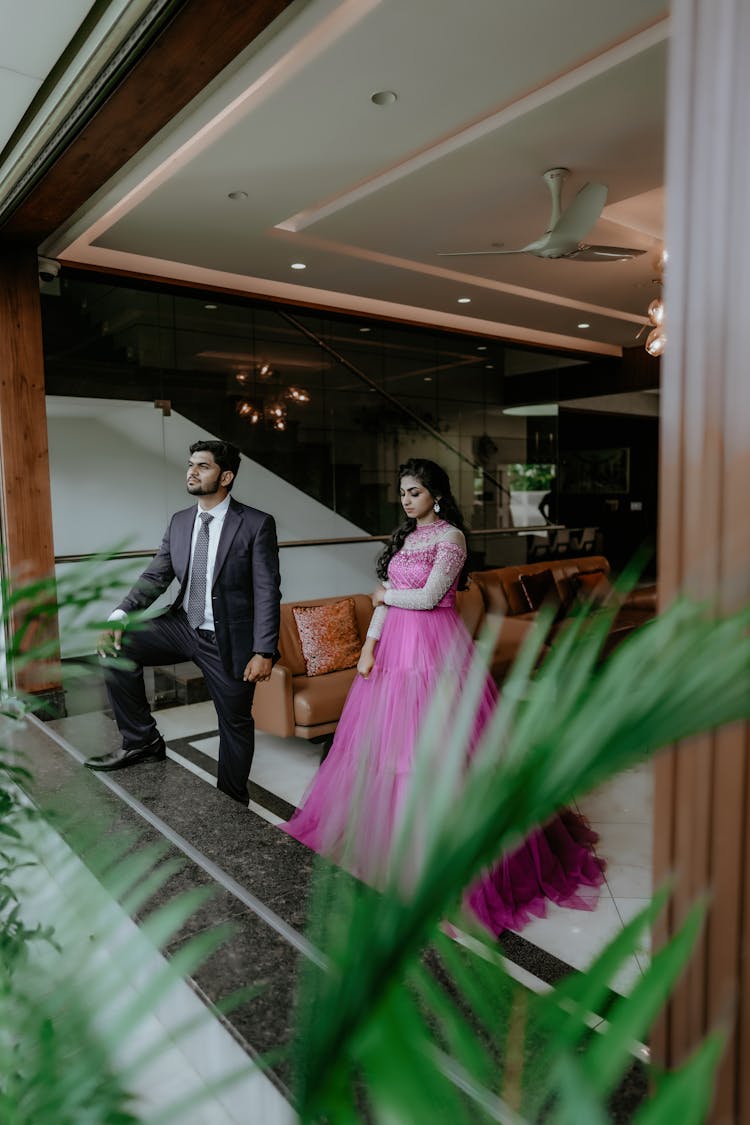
423, 376, 433, 382
359, 327, 371, 333
227, 191, 248, 200
485, 364, 495, 370
577, 322, 590, 329
204, 303, 217, 310
457, 297, 471, 304
291, 262, 306, 270
477, 345, 487, 351
371, 90, 397, 106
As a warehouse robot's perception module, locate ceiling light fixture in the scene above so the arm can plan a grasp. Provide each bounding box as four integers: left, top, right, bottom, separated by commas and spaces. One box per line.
204, 303, 217, 310
477, 345, 487, 351
457, 297, 471, 304
285, 385, 311, 403
359, 327, 371, 333
503, 403, 559, 417
643, 247, 667, 357
227, 190, 248, 200
290, 262, 306, 270
236, 400, 260, 424
577, 322, 590, 329
371, 90, 397, 106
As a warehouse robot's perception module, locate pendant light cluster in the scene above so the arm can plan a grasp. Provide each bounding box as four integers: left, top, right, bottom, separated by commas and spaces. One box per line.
234, 363, 311, 432
644, 248, 667, 357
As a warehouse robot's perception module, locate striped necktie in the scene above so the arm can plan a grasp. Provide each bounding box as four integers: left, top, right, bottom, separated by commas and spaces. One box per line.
186, 512, 213, 628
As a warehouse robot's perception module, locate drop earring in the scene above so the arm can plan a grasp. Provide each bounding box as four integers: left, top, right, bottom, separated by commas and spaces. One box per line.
433, 500, 441, 514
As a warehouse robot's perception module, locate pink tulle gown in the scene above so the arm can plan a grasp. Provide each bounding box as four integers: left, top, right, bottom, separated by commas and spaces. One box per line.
281, 519, 604, 936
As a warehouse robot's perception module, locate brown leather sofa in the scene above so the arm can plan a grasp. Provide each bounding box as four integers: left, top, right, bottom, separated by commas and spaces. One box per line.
252, 557, 656, 741
468, 554, 657, 674
252, 593, 374, 741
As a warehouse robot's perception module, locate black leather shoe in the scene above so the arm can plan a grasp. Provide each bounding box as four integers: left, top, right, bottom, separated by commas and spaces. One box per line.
85, 735, 166, 772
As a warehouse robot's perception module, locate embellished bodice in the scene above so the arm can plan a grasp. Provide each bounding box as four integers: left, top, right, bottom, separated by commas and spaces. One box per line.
367, 520, 466, 639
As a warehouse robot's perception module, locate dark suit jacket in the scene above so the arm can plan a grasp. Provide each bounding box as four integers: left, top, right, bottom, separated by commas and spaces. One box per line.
118, 497, 281, 679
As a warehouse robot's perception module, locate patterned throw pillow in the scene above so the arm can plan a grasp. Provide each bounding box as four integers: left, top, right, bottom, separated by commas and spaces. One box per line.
519, 568, 562, 613
292, 598, 362, 677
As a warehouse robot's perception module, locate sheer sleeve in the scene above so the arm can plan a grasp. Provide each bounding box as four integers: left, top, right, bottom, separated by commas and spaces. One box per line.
366, 604, 388, 640
384, 532, 466, 610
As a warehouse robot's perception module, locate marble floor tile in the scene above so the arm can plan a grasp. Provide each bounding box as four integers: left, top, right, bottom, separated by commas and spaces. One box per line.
187, 732, 320, 809
612, 896, 654, 959
578, 762, 653, 825
592, 821, 653, 900
512, 896, 643, 995
156, 700, 219, 740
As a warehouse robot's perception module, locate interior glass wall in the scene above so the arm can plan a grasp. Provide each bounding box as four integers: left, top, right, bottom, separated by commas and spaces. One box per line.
41, 269, 596, 570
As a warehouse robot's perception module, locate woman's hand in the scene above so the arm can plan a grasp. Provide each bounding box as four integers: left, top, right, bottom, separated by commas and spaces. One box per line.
371, 584, 386, 607
357, 638, 376, 678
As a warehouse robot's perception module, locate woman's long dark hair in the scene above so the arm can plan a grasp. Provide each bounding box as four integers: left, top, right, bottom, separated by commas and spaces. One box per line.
376, 458, 471, 590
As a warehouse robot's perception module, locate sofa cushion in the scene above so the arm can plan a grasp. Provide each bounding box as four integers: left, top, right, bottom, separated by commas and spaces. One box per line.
293, 667, 358, 726
519, 568, 562, 613
456, 580, 486, 637
292, 597, 362, 677
574, 569, 612, 605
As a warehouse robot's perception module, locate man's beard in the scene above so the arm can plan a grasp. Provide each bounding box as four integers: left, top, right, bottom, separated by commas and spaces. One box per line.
187, 477, 221, 496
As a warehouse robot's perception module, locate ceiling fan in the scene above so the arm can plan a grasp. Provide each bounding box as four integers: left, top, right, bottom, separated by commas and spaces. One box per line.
437, 168, 645, 262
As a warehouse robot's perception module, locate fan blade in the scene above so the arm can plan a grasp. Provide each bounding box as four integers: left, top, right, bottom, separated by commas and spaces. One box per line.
550, 181, 607, 243
566, 244, 646, 261
436, 248, 527, 257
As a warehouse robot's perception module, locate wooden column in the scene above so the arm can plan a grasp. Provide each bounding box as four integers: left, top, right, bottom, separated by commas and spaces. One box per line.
654, 1, 750, 1120
0, 246, 60, 694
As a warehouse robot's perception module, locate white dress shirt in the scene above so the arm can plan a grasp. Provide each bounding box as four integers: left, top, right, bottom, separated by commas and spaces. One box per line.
109, 496, 231, 630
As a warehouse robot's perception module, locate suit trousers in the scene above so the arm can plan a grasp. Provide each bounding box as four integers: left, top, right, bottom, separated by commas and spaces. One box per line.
103, 609, 256, 804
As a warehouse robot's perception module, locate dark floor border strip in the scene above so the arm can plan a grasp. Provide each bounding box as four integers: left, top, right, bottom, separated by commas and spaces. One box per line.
166, 730, 586, 992
167, 733, 298, 821
30, 714, 327, 970
34, 715, 604, 1002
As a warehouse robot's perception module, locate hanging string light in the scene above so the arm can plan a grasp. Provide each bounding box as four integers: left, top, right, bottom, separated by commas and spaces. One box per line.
236, 399, 260, 423
233, 355, 311, 431
285, 385, 311, 403
264, 397, 287, 427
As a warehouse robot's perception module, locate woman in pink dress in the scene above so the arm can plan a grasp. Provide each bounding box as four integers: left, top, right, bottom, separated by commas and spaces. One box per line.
282, 459, 604, 935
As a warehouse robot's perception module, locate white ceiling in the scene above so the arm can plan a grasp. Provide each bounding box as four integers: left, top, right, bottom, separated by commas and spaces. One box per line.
0, 0, 93, 150
45, 0, 670, 356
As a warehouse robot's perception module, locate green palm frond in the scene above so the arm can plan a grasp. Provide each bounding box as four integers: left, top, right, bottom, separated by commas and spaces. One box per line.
292, 596, 750, 1122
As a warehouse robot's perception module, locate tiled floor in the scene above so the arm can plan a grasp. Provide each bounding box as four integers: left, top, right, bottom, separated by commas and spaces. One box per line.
26, 694, 655, 1120
155, 700, 654, 996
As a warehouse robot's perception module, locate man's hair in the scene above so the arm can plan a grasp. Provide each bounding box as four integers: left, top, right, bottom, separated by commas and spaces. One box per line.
189, 440, 241, 491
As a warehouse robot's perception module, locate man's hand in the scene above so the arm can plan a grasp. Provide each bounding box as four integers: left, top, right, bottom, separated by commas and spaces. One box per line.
97, 626, 123, 658
243, 654, 273, 683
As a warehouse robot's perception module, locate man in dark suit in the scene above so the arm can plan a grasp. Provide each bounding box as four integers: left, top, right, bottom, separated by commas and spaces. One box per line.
86, 438, 281, 805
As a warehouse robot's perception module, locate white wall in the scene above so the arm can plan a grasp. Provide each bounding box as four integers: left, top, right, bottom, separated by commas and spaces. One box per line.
47, 397, 381, 655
